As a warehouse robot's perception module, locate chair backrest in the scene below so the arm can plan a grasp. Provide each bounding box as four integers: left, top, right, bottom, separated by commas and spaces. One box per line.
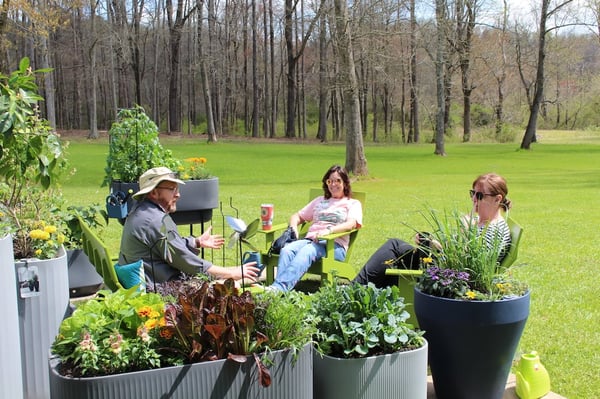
499, 217, 523, 269
78, 216, 123, 291
307, 188, 366, 260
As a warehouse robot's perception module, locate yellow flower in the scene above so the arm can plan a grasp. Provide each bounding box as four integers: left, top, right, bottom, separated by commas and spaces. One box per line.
422, 257, 433, 264
144, 318, 159, 330
44, 225, 57, 234
35, 249, 43, 256
465, 291, 476, 299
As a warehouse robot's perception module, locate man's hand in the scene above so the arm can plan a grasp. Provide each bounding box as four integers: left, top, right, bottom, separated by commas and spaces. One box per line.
196, 226, 225, 249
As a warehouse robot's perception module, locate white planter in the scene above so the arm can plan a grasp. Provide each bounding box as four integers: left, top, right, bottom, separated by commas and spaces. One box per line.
1, 235, 24, 399
15, 246, 69, 399
313, 341, 428, 399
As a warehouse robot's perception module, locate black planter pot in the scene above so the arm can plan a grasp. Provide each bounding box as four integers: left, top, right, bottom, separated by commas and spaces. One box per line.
414, 288, 530, 399
67, 249, 103, 298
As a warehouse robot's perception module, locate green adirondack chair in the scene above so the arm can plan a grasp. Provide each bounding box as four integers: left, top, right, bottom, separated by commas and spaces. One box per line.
78, 216, 123, 291
385, 217, 523, 327
258, 189, 366, 287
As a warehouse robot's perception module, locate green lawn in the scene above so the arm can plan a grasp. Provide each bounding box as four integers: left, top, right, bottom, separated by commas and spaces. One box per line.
62, 132, 600, 399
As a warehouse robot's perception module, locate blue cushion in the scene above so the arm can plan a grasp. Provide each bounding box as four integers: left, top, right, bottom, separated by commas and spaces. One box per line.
114, 260, 146, 291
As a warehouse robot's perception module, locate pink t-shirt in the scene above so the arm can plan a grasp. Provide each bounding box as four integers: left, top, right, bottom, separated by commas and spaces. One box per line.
298, 196, 363, 250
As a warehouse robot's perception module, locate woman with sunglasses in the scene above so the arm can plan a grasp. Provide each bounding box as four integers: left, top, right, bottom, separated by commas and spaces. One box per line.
268, 165, 363, 292
353, 173, 512, 288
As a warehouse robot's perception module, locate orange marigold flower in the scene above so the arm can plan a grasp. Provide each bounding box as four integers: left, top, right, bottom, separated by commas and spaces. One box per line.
160, 328, 174, 339
137, 306, 153, 318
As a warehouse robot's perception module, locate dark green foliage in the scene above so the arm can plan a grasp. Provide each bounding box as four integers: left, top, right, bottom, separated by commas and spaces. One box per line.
310, 279, 424, 358
103, 106, 181, 185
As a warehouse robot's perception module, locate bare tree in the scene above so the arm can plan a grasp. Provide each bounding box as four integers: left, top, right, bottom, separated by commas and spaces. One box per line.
454, 0, 478, 142
284, 0, 324, 138
166, 0, 196, 133
409, 0, 420, 143
332, 0, 368, 175
521, 0, 574, 149
434, 0, 447, 155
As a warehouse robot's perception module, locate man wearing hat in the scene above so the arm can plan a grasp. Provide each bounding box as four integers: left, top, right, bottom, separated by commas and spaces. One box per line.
119, 167, 260, 285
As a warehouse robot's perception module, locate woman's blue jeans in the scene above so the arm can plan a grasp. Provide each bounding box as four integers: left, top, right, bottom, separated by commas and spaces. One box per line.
271, 239, 346, 291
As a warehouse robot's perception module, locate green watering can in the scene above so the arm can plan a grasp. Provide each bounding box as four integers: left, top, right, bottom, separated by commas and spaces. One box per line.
515, 351, 551, 399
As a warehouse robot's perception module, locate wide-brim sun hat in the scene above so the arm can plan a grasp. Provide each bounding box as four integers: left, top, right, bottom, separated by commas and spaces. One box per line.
132, 167, 185, 199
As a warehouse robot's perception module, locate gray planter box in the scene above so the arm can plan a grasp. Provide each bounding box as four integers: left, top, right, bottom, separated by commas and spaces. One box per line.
171, 178, 219, 225
49, 343, 313, 399
313, 341, 428, 399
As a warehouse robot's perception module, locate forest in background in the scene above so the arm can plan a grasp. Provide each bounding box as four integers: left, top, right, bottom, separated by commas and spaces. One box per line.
1, 0, 599, 148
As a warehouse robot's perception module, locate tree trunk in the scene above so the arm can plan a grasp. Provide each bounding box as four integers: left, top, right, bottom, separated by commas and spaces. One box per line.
434, 0, 447, 156
409, 0, 420, 143
333, 0, 368, 175
521, 0, 550, 149
87, 0, 99, 139
317, 16, 328, 142
197, 0, 217, 142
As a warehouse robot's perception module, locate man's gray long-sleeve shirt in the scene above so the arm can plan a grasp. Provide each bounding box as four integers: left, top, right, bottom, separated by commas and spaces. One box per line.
119, 199, 212, 283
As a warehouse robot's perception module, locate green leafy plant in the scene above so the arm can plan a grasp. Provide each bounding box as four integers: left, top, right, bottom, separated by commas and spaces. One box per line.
51, 288, 166, 377
254, 289, 316, 356
310, 279, 424, 359
415, 208, 527, 300
177, 157, 212, 180
54, 203, 108, 250
0, 57, 69, 258
103, 106, 181, 186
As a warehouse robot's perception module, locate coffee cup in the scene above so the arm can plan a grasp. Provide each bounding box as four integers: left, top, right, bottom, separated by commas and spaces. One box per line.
242, 251, 264, 273
261, 204, 274, 230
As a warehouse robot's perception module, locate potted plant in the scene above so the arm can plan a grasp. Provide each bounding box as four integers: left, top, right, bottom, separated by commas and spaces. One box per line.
413, 208, 529, 399
309, 279, 428, 399
49, 278, 314, 399
170, 156, 219, 225
0, 57, 71, 399
102, 106, 181, 220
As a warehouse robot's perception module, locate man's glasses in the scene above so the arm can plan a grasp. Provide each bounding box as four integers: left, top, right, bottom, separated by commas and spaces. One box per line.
469, 190, 494, 200
326, 178, 343, 185
156, 185, 179, 193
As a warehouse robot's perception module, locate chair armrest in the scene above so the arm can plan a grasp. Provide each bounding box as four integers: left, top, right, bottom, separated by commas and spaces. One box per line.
385, 269, 423, 277
256, 223, 290, 251
321, 228, 360, 257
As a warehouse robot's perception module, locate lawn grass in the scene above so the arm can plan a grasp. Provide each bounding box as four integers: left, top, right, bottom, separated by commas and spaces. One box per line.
61, 131, 600, 399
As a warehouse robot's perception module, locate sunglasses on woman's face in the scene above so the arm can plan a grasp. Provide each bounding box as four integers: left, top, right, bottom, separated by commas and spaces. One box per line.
469, 190, 495, 201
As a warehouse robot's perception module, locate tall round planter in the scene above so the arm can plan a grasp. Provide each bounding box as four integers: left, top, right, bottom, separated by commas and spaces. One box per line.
16, 247, 69, 399
1, 235, 24, 399
171, 177, 219, 225
414, 288, 530, 399
313, 341, 428, 399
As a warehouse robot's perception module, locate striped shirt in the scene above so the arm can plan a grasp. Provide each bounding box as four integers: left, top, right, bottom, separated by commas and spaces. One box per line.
479, 218, 512, 263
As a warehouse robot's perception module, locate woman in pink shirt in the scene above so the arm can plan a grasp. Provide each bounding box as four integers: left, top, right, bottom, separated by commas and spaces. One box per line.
269, 165, 363, 292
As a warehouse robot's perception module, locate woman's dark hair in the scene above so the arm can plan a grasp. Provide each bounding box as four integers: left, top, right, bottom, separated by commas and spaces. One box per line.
321, 164, 352, 199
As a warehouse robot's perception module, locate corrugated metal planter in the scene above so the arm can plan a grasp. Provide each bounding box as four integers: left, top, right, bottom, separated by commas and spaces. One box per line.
1, 235, 23, 399
49, 342, 313, 399
313, 341, 428, 399
16, 246, 69, 399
